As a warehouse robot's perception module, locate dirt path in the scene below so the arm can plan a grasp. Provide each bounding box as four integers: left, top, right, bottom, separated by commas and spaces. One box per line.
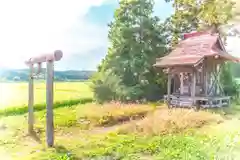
57, 120, 136, 139
0, 150, 12, 160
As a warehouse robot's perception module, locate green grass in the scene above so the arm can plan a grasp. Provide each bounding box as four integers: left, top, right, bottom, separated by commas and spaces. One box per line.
25, 133, 220, 160
0, 81, 93, 108
1, 81, 240, 159
1, 103, 240, 160
0, 98, 93, 117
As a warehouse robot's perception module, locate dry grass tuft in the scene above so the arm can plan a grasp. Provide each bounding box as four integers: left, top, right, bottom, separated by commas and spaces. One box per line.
118, 108, 223, 135
77, 103, 156, 128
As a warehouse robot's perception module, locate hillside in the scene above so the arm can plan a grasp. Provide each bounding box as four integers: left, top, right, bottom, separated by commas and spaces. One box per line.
0, 69, 95, 81
1, 63, 239, 82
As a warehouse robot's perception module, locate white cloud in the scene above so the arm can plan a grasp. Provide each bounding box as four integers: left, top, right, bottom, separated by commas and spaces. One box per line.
224, 24, 240, 58
226, 36, 240, 58
0, 0, 109, 68
1, 0, 238, 70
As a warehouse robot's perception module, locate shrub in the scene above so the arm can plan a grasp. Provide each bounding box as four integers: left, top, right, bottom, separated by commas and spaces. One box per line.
221, 63, 240, 99
90, 70, 121, 103
91, 69, 166, 103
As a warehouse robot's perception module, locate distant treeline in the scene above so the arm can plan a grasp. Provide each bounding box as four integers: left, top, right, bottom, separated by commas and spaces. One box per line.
0, 69, 95, 81
1, 63, 239, 82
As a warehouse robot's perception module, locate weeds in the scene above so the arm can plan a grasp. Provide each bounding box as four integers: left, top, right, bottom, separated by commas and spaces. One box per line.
64, 133, 217, 160
1, 101, 240, 160
77, 103, 156, 129
119, 108, 223, 135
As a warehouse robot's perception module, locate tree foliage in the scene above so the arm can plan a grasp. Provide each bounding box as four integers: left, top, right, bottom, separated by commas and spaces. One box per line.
220, 63, 239, 98
165, 0, 235, 46
92, 0, 239, 103
92, 0, 168, 103
165, 0, 239, 96
231, 63, 240, 78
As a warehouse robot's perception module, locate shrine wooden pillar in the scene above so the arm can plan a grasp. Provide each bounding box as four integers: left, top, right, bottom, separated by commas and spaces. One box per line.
213, 60, 217, 95
191, 68, 196, 104
204, 60, 209, 96
167, 72, 171, 101
180, 73, 184, 95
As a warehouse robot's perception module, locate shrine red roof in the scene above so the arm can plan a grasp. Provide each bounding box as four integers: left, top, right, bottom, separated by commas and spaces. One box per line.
154, 31, 240, 67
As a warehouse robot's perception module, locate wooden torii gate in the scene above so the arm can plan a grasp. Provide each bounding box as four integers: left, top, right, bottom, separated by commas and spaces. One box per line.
25, 50, 63, 147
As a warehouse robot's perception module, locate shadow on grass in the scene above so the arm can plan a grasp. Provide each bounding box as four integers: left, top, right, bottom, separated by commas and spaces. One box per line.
207, 104, 240, 119
0, 98, 93, 117
54, 145, 80, 160
29, 130, 42, 144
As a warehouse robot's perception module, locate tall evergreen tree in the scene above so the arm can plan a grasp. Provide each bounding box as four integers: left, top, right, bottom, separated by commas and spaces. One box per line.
92, 0, 168, 103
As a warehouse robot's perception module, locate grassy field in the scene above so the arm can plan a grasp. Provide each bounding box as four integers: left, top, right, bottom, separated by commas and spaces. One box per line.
1, 102, 240, 159
0, 82, 93, 108
1, 82, 240, 159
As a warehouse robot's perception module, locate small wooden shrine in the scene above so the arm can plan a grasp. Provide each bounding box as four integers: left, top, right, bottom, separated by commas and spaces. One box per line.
154, 30, 240, 108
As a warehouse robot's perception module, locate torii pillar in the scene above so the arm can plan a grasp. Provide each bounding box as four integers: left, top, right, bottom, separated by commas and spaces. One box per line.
25, 50, 63, 147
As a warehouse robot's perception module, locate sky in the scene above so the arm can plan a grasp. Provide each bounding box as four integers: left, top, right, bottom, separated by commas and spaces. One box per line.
0, 0, 239, 71
0, 0, 172, 70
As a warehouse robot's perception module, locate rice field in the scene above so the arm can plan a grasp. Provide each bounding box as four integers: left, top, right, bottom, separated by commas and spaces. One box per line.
0, 81, 93, 108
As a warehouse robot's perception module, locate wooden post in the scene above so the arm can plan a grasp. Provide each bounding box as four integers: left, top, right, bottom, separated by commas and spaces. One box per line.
216, 63, 222, 95
167, 73, 171, 101
215, 63, 219, 95
191, 69, 196, 105
46, 61, 54, 147
213, 61, 217, 95
205, 72, 208, 96
28, 64, 34, 134
180, 73, 184, 95
204, 61, 208, 96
